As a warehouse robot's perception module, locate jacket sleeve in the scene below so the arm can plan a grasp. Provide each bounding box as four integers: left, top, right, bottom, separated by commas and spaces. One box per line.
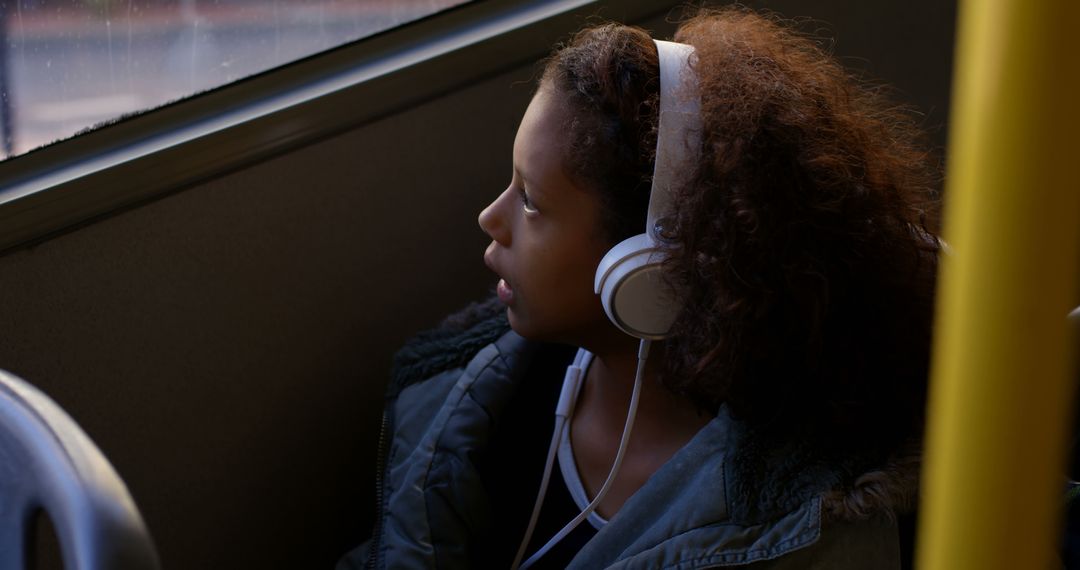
335, 298, 511, 570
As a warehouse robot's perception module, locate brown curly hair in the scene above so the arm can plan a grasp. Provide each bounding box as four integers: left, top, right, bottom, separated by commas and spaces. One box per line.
542, 8, 941, 455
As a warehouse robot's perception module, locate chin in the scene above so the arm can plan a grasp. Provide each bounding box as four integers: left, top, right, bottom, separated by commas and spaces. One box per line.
506, 307, 599, 347
505, 306, 554, 341
506, 308, 541, 340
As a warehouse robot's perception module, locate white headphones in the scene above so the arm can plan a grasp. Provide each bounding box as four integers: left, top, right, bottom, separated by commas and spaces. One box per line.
593, 40, 702, 340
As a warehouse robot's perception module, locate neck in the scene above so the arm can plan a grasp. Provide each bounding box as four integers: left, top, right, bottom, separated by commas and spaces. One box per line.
588, 335, 658, 401
567, 329, 712, 520
577, 332, 710, 437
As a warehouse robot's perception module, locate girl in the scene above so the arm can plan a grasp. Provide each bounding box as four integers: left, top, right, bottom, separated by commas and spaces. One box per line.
342, 7, 939, 569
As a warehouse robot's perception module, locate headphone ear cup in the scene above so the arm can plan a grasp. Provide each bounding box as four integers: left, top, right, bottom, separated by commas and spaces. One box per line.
594, 233, 680, 339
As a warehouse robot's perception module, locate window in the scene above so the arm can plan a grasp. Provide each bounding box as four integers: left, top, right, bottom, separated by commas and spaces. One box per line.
0, 0, 469, 160
0, 0, 674, 256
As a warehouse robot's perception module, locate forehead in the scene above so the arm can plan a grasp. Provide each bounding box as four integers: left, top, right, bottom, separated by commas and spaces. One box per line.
513, 88, 573, 179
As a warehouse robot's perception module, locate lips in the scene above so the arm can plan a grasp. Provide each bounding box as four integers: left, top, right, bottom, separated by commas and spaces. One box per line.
484, 247, 514, 305
496, 278, 514, 304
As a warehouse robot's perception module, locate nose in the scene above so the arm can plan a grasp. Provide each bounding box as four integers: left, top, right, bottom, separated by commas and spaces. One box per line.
478, 186, 513, 245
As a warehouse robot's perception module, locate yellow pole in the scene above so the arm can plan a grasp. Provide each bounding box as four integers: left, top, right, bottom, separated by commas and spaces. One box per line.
917, 0, 1080, 568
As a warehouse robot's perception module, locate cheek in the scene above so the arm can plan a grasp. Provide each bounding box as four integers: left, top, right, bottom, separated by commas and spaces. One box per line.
505, 204, 614, 317
546, 244, 609, 316
567, 240, 609, 288
511, 245, 606, 330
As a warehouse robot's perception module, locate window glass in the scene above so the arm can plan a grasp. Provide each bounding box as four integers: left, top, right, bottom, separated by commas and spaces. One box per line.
0, 0, 470, 160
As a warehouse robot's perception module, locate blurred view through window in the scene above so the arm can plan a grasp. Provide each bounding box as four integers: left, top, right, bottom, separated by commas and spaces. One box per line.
0, 0, 470, 160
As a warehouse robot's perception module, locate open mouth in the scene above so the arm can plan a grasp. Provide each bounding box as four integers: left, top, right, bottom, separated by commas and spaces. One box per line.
484, 247, 513, 305
496, 278, 514, 305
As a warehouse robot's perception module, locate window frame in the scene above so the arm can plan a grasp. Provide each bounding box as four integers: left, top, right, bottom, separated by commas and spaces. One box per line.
0, 0, 681, 255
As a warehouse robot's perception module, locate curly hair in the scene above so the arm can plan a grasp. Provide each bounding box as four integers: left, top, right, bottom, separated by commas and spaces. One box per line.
542, 8, 941, 455
540, 23, 660, 244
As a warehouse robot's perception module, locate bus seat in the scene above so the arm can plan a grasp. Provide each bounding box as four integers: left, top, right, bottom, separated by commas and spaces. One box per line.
0, 369, 160, 570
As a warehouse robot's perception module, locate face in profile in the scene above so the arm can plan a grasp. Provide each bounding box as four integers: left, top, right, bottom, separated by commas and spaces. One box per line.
478, 87, 613, 344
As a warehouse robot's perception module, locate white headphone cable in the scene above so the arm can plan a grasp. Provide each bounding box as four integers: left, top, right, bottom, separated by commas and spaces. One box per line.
516, 339, 651, 570
510, 349, 588, 569
510, 413, 566, 570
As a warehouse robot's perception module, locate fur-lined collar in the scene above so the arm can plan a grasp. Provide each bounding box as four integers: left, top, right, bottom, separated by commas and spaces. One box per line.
723, 409, 920, 524
387, 296, 509, 400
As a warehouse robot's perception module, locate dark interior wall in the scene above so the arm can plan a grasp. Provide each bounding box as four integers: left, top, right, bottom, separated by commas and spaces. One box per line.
0, 2, 954, 568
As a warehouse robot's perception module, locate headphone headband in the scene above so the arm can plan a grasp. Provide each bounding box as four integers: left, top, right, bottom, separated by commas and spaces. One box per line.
592, 40, 701, 340
647, 40, 702, 241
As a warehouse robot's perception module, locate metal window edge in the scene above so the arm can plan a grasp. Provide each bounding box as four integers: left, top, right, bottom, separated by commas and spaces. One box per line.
0, 0, 680, 255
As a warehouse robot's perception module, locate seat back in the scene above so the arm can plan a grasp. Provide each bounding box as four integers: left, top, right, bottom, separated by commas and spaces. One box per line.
0, 369, 160, 570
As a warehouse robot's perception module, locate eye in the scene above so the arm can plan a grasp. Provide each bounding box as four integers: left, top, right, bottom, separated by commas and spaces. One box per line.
519, 187, 539, 215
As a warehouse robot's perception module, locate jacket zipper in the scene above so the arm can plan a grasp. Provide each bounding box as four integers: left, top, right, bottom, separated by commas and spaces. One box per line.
365, 409, 391, 570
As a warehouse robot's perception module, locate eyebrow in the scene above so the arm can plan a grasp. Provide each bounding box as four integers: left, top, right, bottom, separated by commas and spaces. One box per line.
514, 165, 536, 194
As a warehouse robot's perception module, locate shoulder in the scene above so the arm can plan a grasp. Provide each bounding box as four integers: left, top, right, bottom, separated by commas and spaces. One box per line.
720, 411, 919, 567
567, 411, 914, 569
